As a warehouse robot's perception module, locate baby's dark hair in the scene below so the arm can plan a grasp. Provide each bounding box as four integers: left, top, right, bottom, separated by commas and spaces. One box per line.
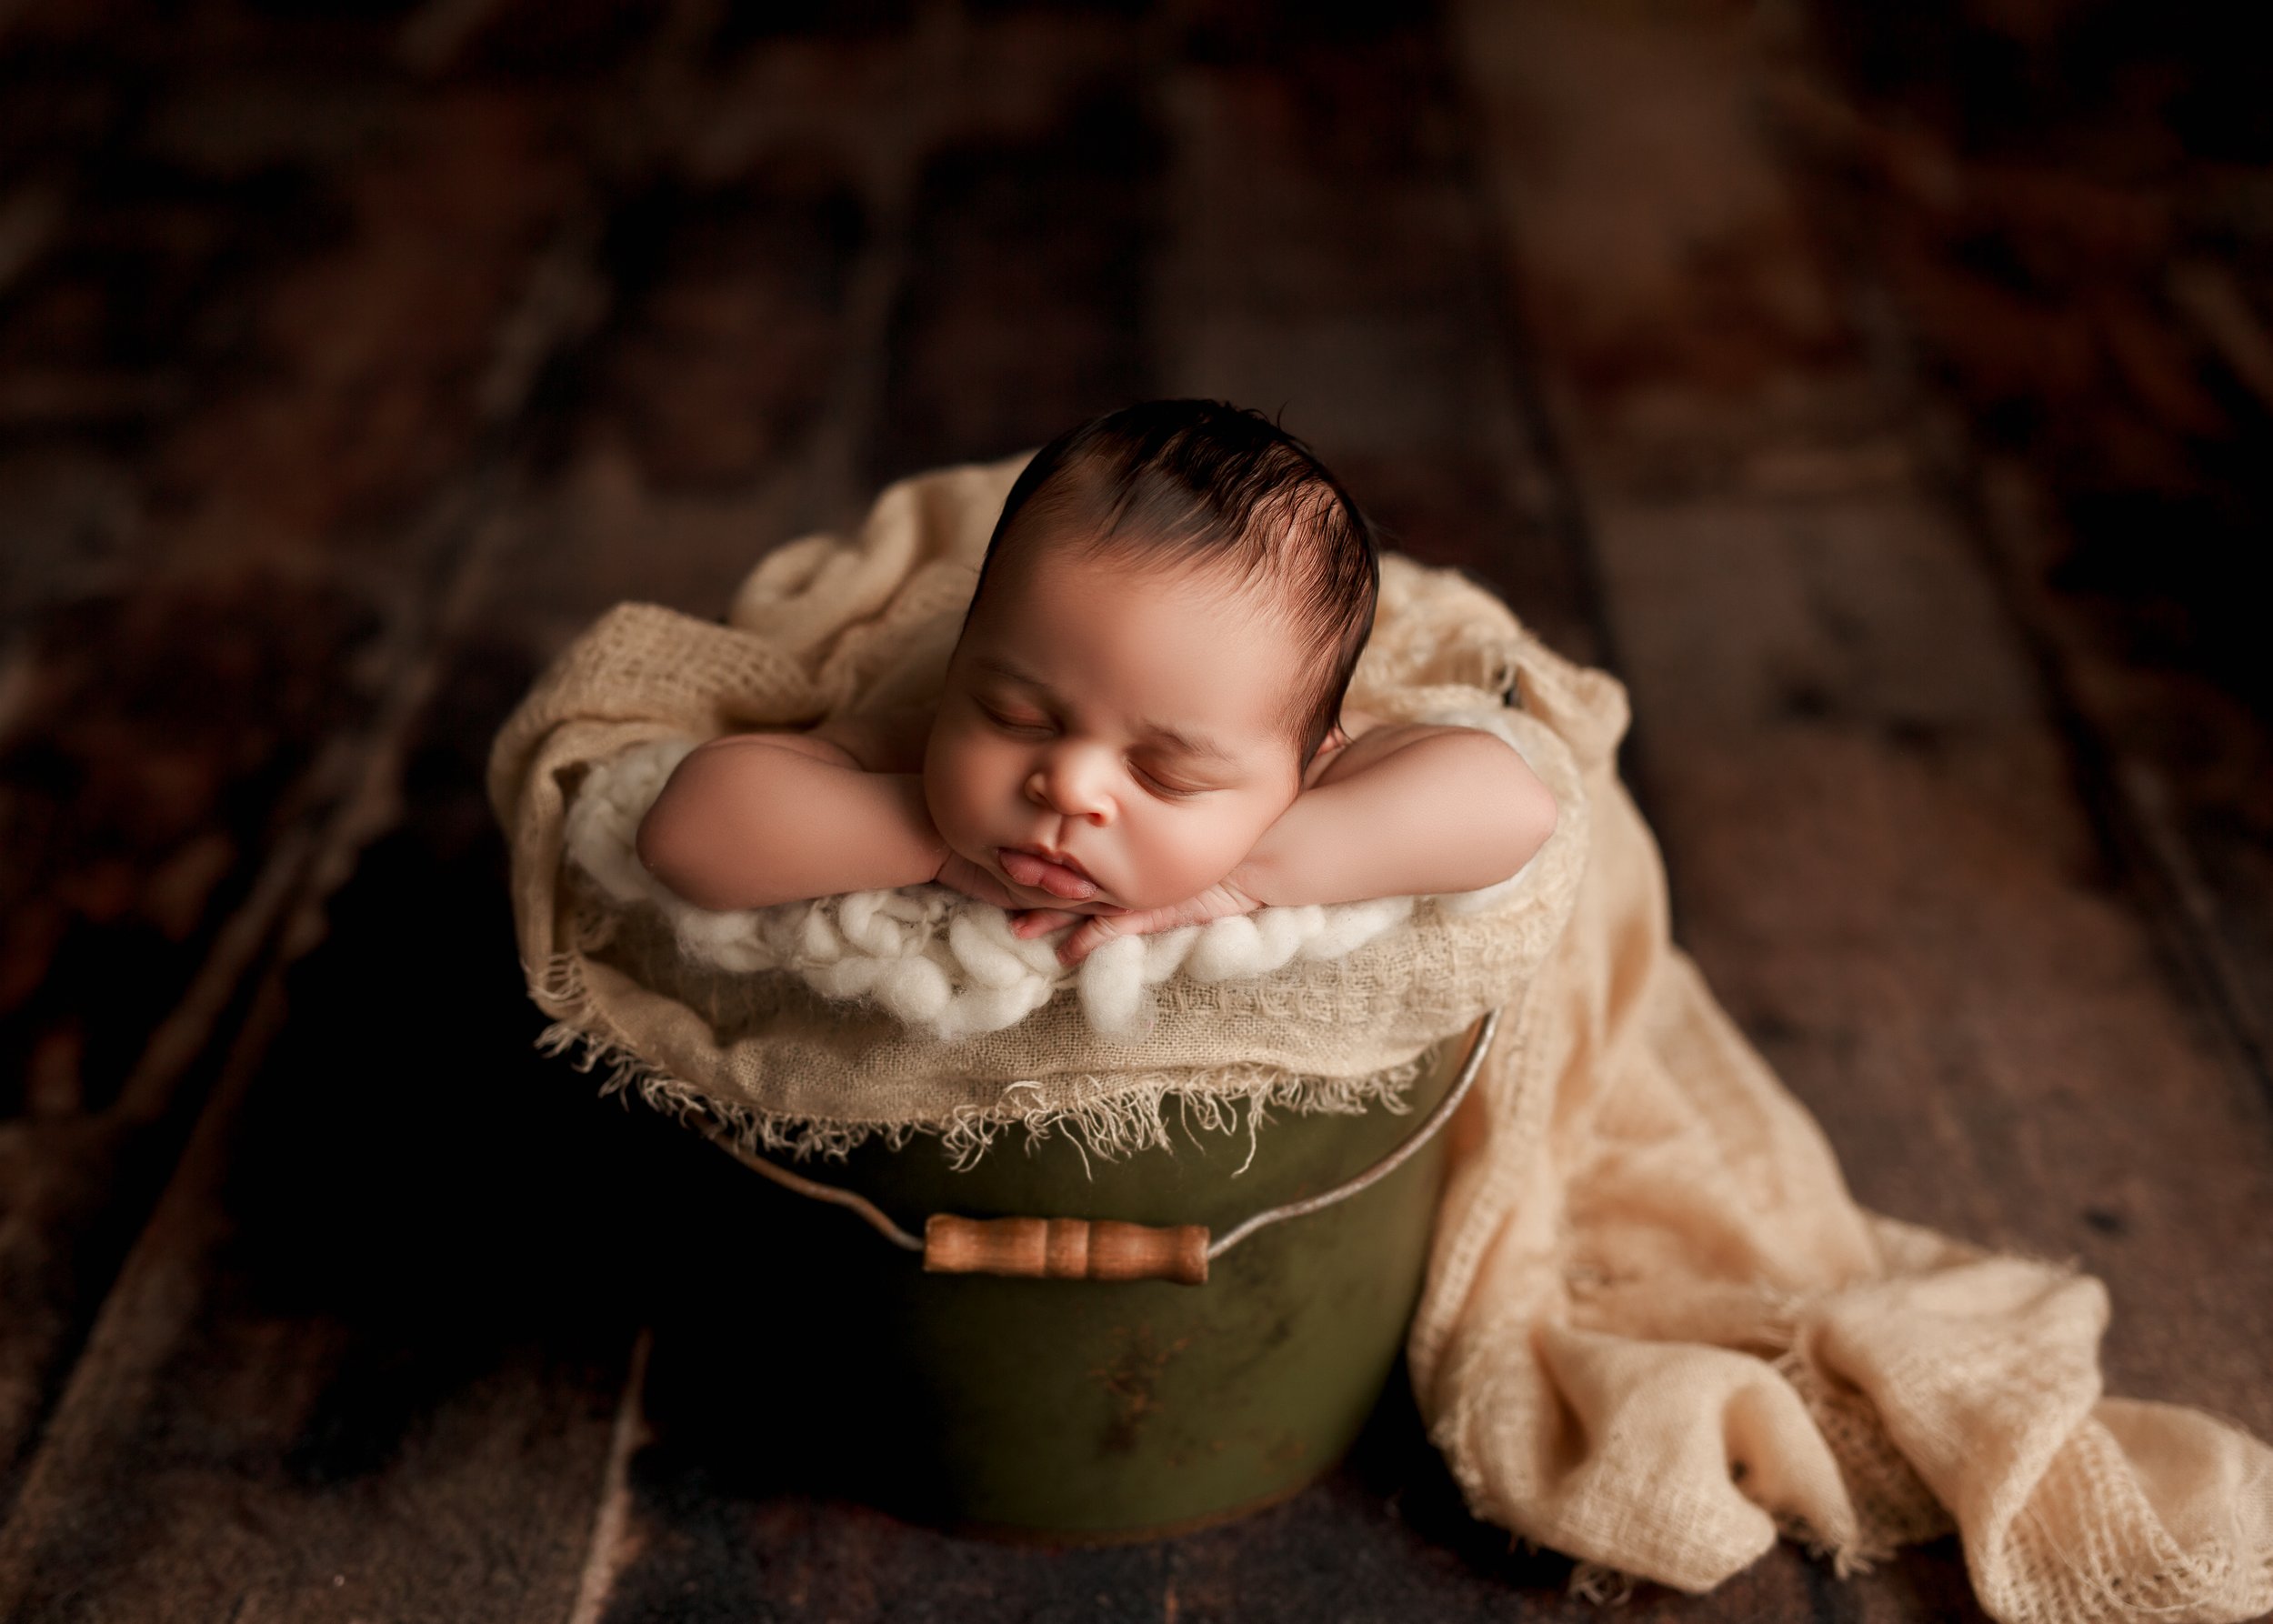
965, 398, 1381, 770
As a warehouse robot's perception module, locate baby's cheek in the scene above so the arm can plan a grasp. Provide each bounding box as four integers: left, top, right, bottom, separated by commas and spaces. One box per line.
1121, 812, 1255, 907
921, 748, 991, 856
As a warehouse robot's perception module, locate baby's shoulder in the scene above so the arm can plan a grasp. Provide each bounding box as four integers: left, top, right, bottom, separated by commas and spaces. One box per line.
1300, 707, 1387, 791
1303, 709, 1512, 793
809, 703, 938, 774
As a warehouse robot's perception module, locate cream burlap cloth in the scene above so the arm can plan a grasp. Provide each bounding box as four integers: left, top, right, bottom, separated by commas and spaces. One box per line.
488, 455, 2273, 1622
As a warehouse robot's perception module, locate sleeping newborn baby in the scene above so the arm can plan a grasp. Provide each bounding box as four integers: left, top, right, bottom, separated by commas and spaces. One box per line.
635, 398, 1559, 967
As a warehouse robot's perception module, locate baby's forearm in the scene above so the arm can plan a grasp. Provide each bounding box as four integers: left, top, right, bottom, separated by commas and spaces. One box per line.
636, 736, 947, 912
1241, 729, 1557, 908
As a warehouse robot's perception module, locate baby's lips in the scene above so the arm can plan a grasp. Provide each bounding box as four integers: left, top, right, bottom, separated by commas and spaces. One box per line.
999, 847, 1098, 900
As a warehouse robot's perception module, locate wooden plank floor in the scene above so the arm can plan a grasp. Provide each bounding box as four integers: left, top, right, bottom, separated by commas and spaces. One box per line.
2, 2, 2267, 1619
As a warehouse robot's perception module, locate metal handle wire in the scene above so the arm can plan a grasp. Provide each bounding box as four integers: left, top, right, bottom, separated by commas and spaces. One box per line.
691, 1007, 1499, 1269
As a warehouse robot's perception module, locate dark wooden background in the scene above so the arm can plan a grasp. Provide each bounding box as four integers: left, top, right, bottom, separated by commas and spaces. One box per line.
2, 1, 2268, 1619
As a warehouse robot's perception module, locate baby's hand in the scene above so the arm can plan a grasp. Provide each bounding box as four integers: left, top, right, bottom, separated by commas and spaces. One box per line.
934, 852, 1036, 911
1007, 907, 1089, 939
1014, 876, 1266, 967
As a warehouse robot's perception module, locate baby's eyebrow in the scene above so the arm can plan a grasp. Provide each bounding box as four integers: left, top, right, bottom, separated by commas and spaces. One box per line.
972, 655, 1239, 765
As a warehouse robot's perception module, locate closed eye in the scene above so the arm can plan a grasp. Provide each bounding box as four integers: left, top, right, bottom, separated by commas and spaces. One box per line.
980, 705, 1206, 799
976, 698, 1052, 732
1136, 767, 1203, 799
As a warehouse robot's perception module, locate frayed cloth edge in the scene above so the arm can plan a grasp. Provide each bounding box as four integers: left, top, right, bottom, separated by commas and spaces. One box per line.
527, 948, 1437, 1170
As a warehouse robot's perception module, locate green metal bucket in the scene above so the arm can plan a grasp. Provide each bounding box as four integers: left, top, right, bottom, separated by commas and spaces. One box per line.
654, 1010, 1497, 1541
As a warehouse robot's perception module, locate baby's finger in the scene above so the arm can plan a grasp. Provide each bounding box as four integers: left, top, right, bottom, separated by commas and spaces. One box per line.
1057, 914, 1130, 967
1009, 908, 1082, 938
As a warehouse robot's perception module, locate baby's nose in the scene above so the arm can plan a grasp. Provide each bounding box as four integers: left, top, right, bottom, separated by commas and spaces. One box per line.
1026, 756, 1111, 819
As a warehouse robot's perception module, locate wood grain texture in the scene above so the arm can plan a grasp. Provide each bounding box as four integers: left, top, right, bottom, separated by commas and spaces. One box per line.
0, 9, 601, 1525
1, 0, 2266, 1619
1769, 5, 2273, 1097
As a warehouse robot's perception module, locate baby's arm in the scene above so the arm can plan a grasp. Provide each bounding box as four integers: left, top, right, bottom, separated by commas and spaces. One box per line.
1240, 722, 1557, 908
634, 729, 948, 912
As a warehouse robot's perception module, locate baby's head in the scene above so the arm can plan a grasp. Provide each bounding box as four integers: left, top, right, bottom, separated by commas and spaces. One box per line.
923, 399, 1379, 915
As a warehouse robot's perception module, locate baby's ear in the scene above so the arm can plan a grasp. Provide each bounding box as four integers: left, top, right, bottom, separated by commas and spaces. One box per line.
1300, 722, 1350, 789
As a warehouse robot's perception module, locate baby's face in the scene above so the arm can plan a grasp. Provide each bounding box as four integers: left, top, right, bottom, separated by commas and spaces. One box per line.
923, 546, 1312, 915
